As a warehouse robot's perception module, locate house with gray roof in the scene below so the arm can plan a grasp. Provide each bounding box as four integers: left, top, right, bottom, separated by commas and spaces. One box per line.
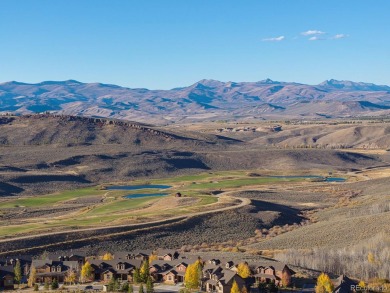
89, 259, 142, 283
203, 266, 246, 293
0, 265, 15, 290
31, 259, 79, 283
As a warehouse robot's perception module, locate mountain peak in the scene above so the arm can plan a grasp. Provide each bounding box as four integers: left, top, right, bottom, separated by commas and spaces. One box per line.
258, 78, 280, 84
319, 79, 390, 91
191, 79, 225, 89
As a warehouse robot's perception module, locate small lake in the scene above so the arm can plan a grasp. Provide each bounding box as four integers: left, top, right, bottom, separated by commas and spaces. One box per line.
106, 184, 172, 199
106, 184, 172, 190
124, 193, 169, 199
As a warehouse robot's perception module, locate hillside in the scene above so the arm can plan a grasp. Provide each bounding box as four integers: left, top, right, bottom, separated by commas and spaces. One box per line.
0, 115, 384, 197
1, 79, 390, 123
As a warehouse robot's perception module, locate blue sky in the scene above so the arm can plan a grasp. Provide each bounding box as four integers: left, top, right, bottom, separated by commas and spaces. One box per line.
0, 0, 389, 89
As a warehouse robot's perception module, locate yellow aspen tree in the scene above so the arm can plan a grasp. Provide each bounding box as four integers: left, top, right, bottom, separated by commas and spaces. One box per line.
149, 253, 158, 262
231, 280, 240, 293
81, 261, 93, 283
102, 252, 114, 260
28, 266, 36, 287
315, 273, 334, 293
237, 262, 251, 279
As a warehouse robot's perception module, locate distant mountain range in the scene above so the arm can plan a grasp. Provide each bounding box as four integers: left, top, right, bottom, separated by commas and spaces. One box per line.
1, 79, 390, 123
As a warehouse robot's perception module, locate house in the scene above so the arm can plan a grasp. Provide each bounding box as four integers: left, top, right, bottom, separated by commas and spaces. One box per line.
114, 250, 152, 261
162, 261, 188, 284
333, 275, 358, 293
47, 250, 86, 266
149, 259, 191, 284
0, 265, 15, 289
203, 266, 246, 293
89, 259, 142, 282
31, 260, 79, 283
0, 255, 32, 280
253, 262, 295, 286
155, 249, 180, 261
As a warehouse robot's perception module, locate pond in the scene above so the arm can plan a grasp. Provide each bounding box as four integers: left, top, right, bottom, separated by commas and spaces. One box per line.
106, 184, 172, 190
106, 184, 172, 199
124, 193, 169, 199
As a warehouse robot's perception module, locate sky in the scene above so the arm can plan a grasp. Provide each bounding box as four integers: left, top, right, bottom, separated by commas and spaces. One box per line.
0, 0, 389, 89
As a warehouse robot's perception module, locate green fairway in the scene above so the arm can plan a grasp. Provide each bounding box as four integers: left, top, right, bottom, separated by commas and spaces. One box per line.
87, 197, 157, 215
1, 187, 106, 208
184, 176, 302, 190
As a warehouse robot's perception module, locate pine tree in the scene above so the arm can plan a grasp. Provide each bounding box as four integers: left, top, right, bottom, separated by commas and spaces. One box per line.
237, 262, 251, 279
107, 277, 115, 292
146, 276, 154, 293
51, 278, 59, 290
14, 260, 22, 285
133, 268, 141, 283
28, 266, 37, 287
231, 280, 240, 293
139, 284, 144, 293
114, 278, 121, 292
315, 273, 334, 293
44, 279, 49, 290
81, 261, 93, 283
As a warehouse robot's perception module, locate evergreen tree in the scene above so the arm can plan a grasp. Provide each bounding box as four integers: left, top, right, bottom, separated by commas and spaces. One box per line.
139, 284, 144, 293
44, 280, 50, 290
267, 281, 278, 292
133, 268, 141, 283
51, 278, 59, 290
14, 260, 22, 285
107, 277, 115, 292
146, 276, 154, 293
121, 282, 129, 292
114, 278, 121, 292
